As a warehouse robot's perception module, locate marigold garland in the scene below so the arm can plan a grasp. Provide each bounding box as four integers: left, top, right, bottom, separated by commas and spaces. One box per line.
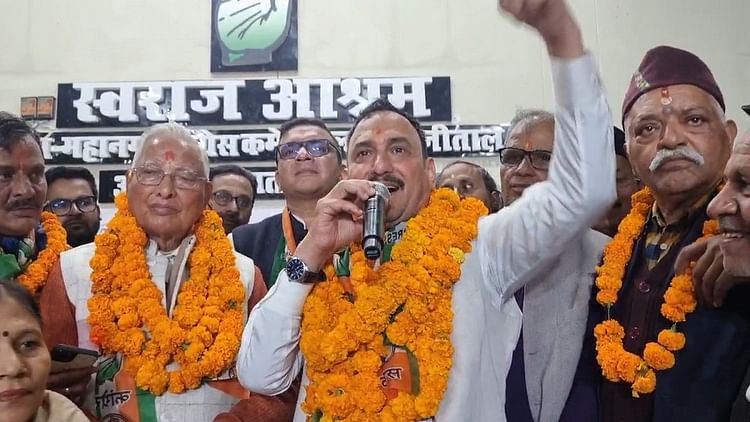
594, 187, 719, 397
18, 211, 68, 295
87, 192, 246, 395
299, 189, 487, 421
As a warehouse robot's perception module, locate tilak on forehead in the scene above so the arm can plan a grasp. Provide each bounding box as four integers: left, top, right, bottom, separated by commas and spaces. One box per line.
621, 45, 725, 122
164, 150, 175, 161
660, 87, 672, 106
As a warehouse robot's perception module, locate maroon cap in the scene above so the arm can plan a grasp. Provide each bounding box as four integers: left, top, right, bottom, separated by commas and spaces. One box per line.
622, 46, 725, 119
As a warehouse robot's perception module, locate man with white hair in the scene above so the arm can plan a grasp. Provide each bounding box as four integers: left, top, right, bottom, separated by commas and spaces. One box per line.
40, 123, 267, 422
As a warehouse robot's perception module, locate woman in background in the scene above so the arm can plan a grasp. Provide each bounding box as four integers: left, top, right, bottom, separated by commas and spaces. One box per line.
0, 279, 88, 422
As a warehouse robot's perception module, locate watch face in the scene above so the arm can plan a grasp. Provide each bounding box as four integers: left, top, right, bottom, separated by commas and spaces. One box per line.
287, 258, 306, 281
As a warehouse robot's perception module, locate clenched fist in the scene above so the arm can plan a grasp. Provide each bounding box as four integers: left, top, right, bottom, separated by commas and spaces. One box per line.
498, 0, 584, 58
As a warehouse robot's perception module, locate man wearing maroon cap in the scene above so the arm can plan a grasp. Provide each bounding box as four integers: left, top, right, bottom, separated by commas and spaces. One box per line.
589, 45, 750, 422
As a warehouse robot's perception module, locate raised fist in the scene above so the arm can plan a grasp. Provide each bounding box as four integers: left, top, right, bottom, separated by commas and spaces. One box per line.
498, 0, 583, 58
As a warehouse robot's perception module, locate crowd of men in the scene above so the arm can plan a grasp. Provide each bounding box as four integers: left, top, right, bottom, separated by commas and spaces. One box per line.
1, 0, 749, 421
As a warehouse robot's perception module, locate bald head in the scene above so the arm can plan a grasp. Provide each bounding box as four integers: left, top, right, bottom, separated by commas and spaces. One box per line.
132, 123, 209, 177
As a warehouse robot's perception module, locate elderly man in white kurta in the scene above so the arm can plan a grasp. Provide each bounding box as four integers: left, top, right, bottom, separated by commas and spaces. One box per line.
49, 123, 266, 422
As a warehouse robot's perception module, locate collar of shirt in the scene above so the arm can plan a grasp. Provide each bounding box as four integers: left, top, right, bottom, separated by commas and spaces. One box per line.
650, 189, 715, 231
289, 212, 307, 230
146, 235, 195, 258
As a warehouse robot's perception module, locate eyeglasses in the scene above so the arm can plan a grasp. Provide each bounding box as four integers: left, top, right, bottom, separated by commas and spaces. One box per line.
499, 147, 553, 170
276, 139, 338, 161
44, 195, 97, 217
131, 166, 207, 191
212, 190, 253, 209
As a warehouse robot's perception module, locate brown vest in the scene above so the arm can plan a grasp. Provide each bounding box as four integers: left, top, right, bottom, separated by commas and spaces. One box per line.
39, 260, 78, 350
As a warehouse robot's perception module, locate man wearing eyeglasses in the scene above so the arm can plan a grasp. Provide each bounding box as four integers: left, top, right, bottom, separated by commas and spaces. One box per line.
209, 165, 258, 234
38, 123, 271, 422
231, 118, 345, 287
499, 108, 611, 422
225, 117, 345, 422
44, 166, 101, 247
499, 109, 555, 207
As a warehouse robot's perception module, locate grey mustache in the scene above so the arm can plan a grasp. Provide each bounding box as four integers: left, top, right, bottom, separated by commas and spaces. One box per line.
649, 146, 705, 172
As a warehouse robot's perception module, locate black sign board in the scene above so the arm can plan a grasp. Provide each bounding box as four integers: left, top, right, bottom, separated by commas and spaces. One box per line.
56, 77, 452, 128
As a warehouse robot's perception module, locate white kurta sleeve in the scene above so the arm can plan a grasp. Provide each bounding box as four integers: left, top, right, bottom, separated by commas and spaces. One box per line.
236, 270, 312, 395
479, 53, 616, 302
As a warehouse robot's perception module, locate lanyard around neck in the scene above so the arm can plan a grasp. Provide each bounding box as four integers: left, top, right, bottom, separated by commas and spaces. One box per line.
282, 207, 298, 255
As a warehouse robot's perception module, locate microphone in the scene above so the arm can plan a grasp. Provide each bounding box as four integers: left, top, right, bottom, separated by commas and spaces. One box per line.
362, 182, 390, 260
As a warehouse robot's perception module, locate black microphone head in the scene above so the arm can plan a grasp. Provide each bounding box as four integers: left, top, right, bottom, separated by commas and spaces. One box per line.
363, 236, 383, 260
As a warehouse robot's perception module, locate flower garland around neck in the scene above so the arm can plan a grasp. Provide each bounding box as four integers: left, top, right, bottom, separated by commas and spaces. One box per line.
299, 189, 487, 422
18, 211, 68, 295
87, 192, 246, 396
594, 187, 719, 397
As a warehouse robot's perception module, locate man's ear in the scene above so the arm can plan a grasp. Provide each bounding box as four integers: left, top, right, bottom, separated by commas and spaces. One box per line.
204, 181, 213, 209
725, 119, 738, 145
125, 168, 134, 191
425, 158, 436, 187
490, 190, 502, 213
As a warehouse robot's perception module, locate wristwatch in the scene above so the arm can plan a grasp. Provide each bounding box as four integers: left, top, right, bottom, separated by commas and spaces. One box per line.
285, 256, 326, 284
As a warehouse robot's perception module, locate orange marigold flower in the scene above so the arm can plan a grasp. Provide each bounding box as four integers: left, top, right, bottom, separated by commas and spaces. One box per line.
660, 303, 687, 323
631, 369, 657, 397
595, 341, 621, 382
702, 219, 720, 235
615, 351, 642, 383
669, 278, 693, 295
643, 342, 675, 370
596, 289, 618, 306
594, 320, 626, 341
595, 276, 623, 292
17, 212, 67, 295
657, 329, 686, 352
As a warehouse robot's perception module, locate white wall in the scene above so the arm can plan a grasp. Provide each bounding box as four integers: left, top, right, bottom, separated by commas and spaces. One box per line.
1, 0, 748, 222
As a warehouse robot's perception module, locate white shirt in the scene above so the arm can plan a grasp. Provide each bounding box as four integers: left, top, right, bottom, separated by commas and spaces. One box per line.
60, 236, 257, 422
236, 53, 616, 422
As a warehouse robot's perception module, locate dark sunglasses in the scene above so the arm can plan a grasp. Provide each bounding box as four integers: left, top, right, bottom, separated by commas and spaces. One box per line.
499, 147, 553, 170
212, 190, 253, 209
276, 139, 338, 161
44, 195, 98, 216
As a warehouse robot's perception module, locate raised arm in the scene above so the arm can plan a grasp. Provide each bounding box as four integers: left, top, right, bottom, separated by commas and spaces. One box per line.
482, 0, 616, 299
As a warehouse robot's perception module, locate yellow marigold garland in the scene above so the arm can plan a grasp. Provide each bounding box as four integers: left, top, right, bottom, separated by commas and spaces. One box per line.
18, 211, 68, 295
300, 189, 487, 421
594, 187, 719, 397
87, 192, 246, 395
